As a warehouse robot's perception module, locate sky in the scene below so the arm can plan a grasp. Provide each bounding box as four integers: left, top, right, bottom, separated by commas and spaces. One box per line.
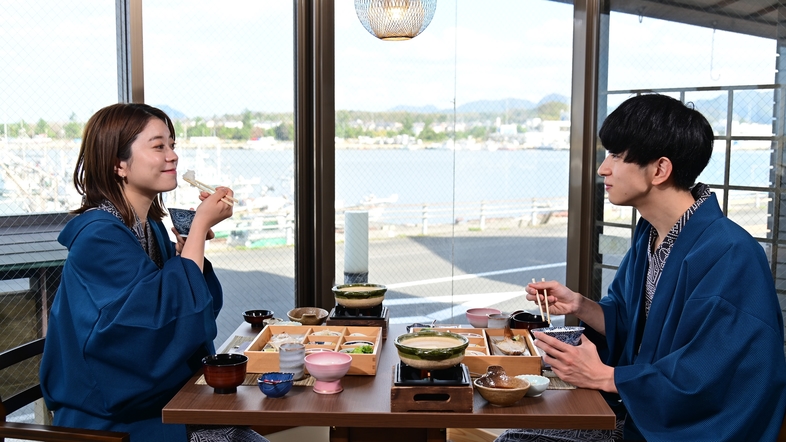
0, 0, 778, 122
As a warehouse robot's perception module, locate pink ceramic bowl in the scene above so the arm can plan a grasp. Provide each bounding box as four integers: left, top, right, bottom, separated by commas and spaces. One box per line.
304, 351, 352, 394
465, 308, 502, 328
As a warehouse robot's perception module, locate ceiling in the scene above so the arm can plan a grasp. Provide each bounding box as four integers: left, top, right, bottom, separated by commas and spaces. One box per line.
610, 0, 783, 40
550, 1, 784, 40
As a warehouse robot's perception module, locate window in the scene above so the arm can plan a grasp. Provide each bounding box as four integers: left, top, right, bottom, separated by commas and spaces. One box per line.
143, 0, 296, 344
0, 0, 117, 424
594, 3, 786, 343
335, 0, 575, 325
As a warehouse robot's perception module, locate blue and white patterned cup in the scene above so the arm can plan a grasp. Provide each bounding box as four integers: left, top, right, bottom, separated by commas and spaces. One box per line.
168, 208, 196, 237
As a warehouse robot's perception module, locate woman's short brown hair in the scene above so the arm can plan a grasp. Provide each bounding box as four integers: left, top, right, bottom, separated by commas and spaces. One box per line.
72, 103, 176, 226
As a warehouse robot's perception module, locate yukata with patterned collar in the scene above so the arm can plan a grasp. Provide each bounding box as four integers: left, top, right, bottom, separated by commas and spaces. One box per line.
41, 200, 224, 441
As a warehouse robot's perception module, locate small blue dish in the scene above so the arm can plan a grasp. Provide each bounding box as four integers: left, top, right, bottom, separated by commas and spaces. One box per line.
258, 372, 294, 398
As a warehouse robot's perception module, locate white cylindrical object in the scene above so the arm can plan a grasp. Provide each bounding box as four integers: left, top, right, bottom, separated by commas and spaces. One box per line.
279, 343, 305, 380
344, 211, 369, 274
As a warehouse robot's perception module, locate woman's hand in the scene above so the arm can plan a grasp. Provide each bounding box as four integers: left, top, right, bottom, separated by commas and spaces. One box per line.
172, 227, 185, 255
171, 227, 215, 255
180, 187, 234, 271
191, 187, 234, 233
534, 333, 617, 393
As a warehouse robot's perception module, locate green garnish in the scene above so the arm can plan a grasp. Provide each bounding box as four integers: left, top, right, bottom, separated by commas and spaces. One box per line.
351, 345, 374, 354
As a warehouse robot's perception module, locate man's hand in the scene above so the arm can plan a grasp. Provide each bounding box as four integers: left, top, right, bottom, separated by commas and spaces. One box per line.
534, 332, 617, 393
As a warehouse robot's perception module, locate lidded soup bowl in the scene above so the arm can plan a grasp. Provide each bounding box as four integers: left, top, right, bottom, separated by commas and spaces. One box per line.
509, 311, 549, 330
243, 309, 274, 328
202, 353, 248, 394
394, 330, 469, 371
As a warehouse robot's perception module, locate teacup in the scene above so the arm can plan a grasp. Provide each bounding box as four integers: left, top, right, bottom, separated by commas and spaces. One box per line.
168, 208, 196, 237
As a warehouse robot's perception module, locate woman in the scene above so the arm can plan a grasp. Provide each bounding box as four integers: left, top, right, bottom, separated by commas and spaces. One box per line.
40, 103, 265, 441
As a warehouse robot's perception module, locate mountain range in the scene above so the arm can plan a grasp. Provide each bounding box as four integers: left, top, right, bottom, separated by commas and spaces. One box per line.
390, 90, 775, 125
388, 94, 570, 114
161, 90, 775, 125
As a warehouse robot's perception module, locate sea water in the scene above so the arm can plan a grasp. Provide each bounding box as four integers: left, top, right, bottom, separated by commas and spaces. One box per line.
1, 146, 774, 219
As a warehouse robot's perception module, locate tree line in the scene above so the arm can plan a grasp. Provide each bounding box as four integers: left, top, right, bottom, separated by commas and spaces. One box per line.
3, 101, 568, 143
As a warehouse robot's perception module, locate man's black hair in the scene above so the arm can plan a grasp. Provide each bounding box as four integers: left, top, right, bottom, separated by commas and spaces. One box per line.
598, 94, 714, 190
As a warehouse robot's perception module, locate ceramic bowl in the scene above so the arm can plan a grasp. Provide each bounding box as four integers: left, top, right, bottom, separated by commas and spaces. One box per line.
394, 330, 469, 371
168, 208, 196, 237
258, 372, 294, 398
516, 374, 550, 397
532, 326, 585, 346
243, 310, 274, 328
287, 307, 329, 325
484, 314, 509, 329
331, 283, 387, 308
465, 308, 502, 328
202, 353, 248, 394
509, 311, 550, 330
474, 376, 530, 407
304, 351, 352, 394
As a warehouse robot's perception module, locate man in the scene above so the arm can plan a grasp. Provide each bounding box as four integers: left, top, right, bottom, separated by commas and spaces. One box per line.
497, 94, 786, 441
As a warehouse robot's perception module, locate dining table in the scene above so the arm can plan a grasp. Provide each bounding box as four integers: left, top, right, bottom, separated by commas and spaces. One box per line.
162, 322, 616, 442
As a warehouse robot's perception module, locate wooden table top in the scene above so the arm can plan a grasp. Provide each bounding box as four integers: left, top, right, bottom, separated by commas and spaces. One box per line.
162, 323, 616, 430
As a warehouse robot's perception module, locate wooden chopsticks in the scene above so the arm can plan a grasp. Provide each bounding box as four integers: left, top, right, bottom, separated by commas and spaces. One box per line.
182, 170, 238, 206
542, 278, 551, 325
531, 278, 551, 325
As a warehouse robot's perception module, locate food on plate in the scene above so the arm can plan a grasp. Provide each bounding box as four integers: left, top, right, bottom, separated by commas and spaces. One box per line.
311, 330, 342, 336
262, 332, 302, 352
348, 345, 373, 354
494, 328, 531, 355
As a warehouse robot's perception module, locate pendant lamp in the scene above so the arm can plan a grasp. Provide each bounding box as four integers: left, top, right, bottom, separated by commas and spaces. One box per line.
354, 0, 437, 41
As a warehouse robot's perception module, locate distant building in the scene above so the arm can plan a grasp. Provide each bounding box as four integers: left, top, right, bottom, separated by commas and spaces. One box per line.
412, 122, 425, 136
523, 120, 570, 149
498, 124, 517, 135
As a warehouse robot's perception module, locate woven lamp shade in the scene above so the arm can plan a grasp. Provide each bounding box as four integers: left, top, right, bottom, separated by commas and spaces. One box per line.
354, 0, 437, 41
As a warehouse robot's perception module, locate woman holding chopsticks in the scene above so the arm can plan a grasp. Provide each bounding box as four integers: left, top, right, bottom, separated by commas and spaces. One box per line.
39, 103, 267, 442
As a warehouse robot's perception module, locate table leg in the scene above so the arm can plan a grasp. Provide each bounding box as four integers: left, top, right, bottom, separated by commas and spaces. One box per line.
330, 427, 446, 442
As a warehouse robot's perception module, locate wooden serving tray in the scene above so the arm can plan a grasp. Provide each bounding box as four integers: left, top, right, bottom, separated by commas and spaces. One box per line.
244, 324, 382, 375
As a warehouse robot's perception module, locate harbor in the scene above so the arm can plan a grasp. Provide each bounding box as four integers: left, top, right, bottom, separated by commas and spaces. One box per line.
0, 142, 775, 346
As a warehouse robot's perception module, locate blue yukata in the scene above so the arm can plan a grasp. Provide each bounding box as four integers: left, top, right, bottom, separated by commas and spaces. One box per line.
40, 209, 223, 441
601, 193, 786, 441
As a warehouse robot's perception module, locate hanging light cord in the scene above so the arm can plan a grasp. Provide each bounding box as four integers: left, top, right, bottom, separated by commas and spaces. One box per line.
710, 24, 721, 81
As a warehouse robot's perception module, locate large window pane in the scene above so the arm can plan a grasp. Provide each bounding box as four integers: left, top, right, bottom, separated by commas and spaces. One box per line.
595, 4, 784, 342
143, 1, 295, 346
335, 0, 574, 326
0, 0, 117, 425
